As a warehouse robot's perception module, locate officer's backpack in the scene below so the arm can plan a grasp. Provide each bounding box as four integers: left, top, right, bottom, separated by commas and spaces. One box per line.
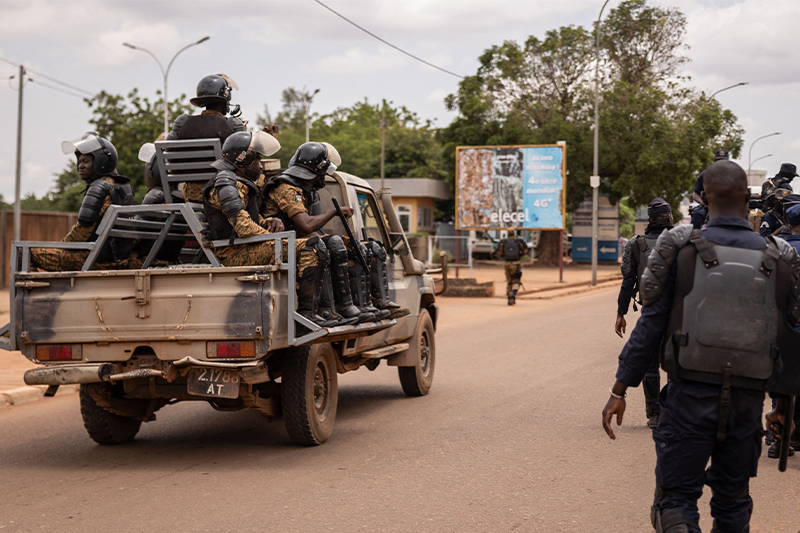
502, 239, 522, 261
640, 225, 800, 397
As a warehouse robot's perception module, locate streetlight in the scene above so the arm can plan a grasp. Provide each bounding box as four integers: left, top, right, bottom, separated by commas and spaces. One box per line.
591, 0, 612, 287
122, 36, 210, 134
302, 88, 320, 143
710, 82, 748, 98
748, 132, 781, 174
750, 153, 773, 170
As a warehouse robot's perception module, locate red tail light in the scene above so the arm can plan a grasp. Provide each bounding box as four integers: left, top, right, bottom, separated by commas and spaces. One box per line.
36, 344, 82, 361
207, 341, 255, 359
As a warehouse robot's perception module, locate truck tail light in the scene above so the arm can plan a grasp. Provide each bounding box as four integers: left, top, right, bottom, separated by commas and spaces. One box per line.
36, 344, 82, 361
207, 341, 255, 359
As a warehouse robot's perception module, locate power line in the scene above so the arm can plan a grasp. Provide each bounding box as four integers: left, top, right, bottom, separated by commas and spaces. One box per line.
0, 54, 94, 96
311, 0, 465, 80
28, 77, 88, 100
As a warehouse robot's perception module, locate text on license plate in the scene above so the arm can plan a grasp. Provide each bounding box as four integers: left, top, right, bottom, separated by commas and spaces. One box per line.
187, 368, 240, 399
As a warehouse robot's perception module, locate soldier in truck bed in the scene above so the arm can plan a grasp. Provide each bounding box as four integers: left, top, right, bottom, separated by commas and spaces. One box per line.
30, 133, 134, 272
263, 142, 406, 322
203, 131, 351, 329
168, 73, 245, 203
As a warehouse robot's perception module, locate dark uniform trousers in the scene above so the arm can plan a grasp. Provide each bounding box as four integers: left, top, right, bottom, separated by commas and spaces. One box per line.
616, 217, 774, 533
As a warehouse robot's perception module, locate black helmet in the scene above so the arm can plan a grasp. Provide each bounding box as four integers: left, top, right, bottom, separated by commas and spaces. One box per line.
284, 142, 342, 181
190, 73, 239, 108
222, 130, 281, 168
61, 132, 117, 176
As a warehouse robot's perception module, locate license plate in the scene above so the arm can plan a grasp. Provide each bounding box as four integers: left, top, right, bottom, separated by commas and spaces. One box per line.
187, 368, 241, 399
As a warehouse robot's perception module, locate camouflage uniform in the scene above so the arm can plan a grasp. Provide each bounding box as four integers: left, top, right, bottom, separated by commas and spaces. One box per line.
30, 177, 115, 272
497, 238, 528, 296
261, 182, 308, 221
206, 176, 317, 276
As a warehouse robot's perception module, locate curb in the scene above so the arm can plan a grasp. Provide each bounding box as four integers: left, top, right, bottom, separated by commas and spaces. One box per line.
519, 279, 620, 300
0, 384, 80, 409
519, 275, 623, 296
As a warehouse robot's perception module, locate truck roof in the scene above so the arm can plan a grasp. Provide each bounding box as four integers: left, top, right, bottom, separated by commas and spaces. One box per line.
336, 171, 372, 191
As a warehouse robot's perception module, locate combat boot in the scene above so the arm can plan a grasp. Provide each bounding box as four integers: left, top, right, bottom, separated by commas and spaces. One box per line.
296, 266, 339, 328
507, 289, 517, 306
370, 253, 408, 318
347, 264, 376, 322
318, 269, 358, 327
767, 438, 795, 458
331, 260, 364, 323
351, 261, 389, 321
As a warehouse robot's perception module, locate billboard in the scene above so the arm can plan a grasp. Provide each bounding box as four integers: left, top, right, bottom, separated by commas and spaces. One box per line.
455, 144, 566, 230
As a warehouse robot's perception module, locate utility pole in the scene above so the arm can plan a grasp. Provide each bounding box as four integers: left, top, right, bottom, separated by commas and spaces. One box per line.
303, 88, 320, 143
591, 0, 611, 287
380, 100, 386, 189
13, 64, 24, 242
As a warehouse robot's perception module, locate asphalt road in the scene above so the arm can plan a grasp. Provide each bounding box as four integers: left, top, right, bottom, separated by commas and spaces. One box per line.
1, 289, 798, 532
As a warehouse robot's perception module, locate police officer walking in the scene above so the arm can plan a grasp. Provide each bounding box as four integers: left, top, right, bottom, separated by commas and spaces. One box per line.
602, 161, 800, 533
690, 149, 729, 230
496, 232, 528, 305
615, 197, 673, 428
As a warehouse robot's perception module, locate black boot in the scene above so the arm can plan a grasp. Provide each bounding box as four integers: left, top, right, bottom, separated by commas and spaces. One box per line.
318, 268, 358, 327
348, 264, 376, 322
296, 266, 338, 328
353, 261, 388, 321
370, 250, 407, 318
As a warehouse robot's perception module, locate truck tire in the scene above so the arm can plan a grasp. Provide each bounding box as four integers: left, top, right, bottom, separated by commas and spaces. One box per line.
79, 384, 142, 445
398, 309, 435, 397
282, 344, 338, 446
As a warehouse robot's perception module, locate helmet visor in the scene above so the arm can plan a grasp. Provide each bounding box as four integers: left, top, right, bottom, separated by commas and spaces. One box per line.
249, 130, 281, 158
321, 142, 342, 167
326, 161, 338, 176
138, 143, 156, 163
218, 73, 239, 91
61, 135, 102, 155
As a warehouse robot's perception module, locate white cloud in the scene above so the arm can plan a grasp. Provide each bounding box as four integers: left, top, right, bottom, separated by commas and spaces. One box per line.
427, 88, 450, 104
317, 47, 408, 75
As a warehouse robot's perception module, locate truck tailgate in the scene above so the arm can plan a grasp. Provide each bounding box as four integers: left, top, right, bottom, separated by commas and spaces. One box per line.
14, 267, 279, 347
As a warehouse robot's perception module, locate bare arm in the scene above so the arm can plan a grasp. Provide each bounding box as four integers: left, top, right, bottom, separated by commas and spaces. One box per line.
290, 206, 353, 235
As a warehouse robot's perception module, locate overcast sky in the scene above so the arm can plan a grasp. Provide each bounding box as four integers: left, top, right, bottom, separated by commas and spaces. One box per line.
1, 0, 798, 201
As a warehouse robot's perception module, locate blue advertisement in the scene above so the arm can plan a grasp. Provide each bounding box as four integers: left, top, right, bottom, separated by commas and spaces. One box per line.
456, 145, 565, 230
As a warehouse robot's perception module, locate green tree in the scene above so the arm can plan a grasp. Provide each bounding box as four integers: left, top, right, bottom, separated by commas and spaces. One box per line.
440, 0, 744, 264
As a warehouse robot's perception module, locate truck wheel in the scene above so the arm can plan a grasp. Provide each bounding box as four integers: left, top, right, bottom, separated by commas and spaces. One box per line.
282, 344, 338, 446
399, 309, 435, 397
79, 384, 141, 445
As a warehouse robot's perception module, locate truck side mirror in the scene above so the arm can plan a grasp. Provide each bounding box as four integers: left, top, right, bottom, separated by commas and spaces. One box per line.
390, 233, 409, 256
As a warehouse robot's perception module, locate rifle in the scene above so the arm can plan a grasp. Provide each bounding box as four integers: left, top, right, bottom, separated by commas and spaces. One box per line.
778, 395, 796, 472
331, 197, 370, 272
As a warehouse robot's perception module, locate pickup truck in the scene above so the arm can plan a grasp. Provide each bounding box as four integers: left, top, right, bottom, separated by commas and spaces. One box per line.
0, 139, 445, 446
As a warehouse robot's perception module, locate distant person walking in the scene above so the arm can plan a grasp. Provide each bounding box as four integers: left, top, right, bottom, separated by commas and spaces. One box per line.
495, 232, 528, 306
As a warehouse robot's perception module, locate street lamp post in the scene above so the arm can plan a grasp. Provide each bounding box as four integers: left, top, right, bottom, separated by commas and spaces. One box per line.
303, 88, 320, 143
710, 82, 748, 98
591, 0, 612, 287
750, 153, 773, 170
123, 36, 210, 135
748, 132, 781, 174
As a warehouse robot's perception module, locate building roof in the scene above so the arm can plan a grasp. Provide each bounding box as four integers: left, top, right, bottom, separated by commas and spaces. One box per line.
362, 178, 451, 200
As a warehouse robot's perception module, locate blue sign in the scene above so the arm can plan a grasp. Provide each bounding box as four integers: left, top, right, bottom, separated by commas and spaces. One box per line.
572, 237, 618, 263
456, 145, 565, 230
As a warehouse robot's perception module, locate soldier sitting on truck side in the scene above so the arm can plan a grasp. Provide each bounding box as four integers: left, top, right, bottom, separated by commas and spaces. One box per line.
203, 131, 345, 329
168, 73, 245, 203
30, 133, 135, 272
262, 142, 385, 324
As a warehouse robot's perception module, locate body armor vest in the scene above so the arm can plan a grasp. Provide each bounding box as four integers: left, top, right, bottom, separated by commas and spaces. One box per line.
663, 235, 786, 391
177, 114, 235, 142
501, 239, 522, 261
82, 178, 135, 263
203, 172, 262, 241
264, 174, 317, 237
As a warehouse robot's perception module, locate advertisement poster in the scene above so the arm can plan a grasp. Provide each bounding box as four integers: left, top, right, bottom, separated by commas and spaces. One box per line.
455, 144, 566, 230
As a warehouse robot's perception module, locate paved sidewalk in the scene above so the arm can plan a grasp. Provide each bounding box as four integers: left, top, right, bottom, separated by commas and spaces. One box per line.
448, 261, 621, 297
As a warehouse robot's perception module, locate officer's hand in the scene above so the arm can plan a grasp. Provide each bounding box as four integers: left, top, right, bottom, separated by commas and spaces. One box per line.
766, 404, 796, 435
602, 396, 626, 440
340, 206, 354, 219
614, 314, 627, 338
266, 218, 284, 233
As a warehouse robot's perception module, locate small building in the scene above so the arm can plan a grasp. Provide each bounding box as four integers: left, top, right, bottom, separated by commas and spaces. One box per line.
363, 178, 451, 234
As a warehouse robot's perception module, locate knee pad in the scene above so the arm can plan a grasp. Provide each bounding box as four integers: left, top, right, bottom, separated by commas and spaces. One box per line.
510, 270, 522, 281
303, 236, 329, 267
325, 235, 348, 263
368, 240, 387, 261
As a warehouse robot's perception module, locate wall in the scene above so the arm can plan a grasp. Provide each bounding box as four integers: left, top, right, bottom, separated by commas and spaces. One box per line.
1, 210, 77, 289
391, 196, 436, 234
